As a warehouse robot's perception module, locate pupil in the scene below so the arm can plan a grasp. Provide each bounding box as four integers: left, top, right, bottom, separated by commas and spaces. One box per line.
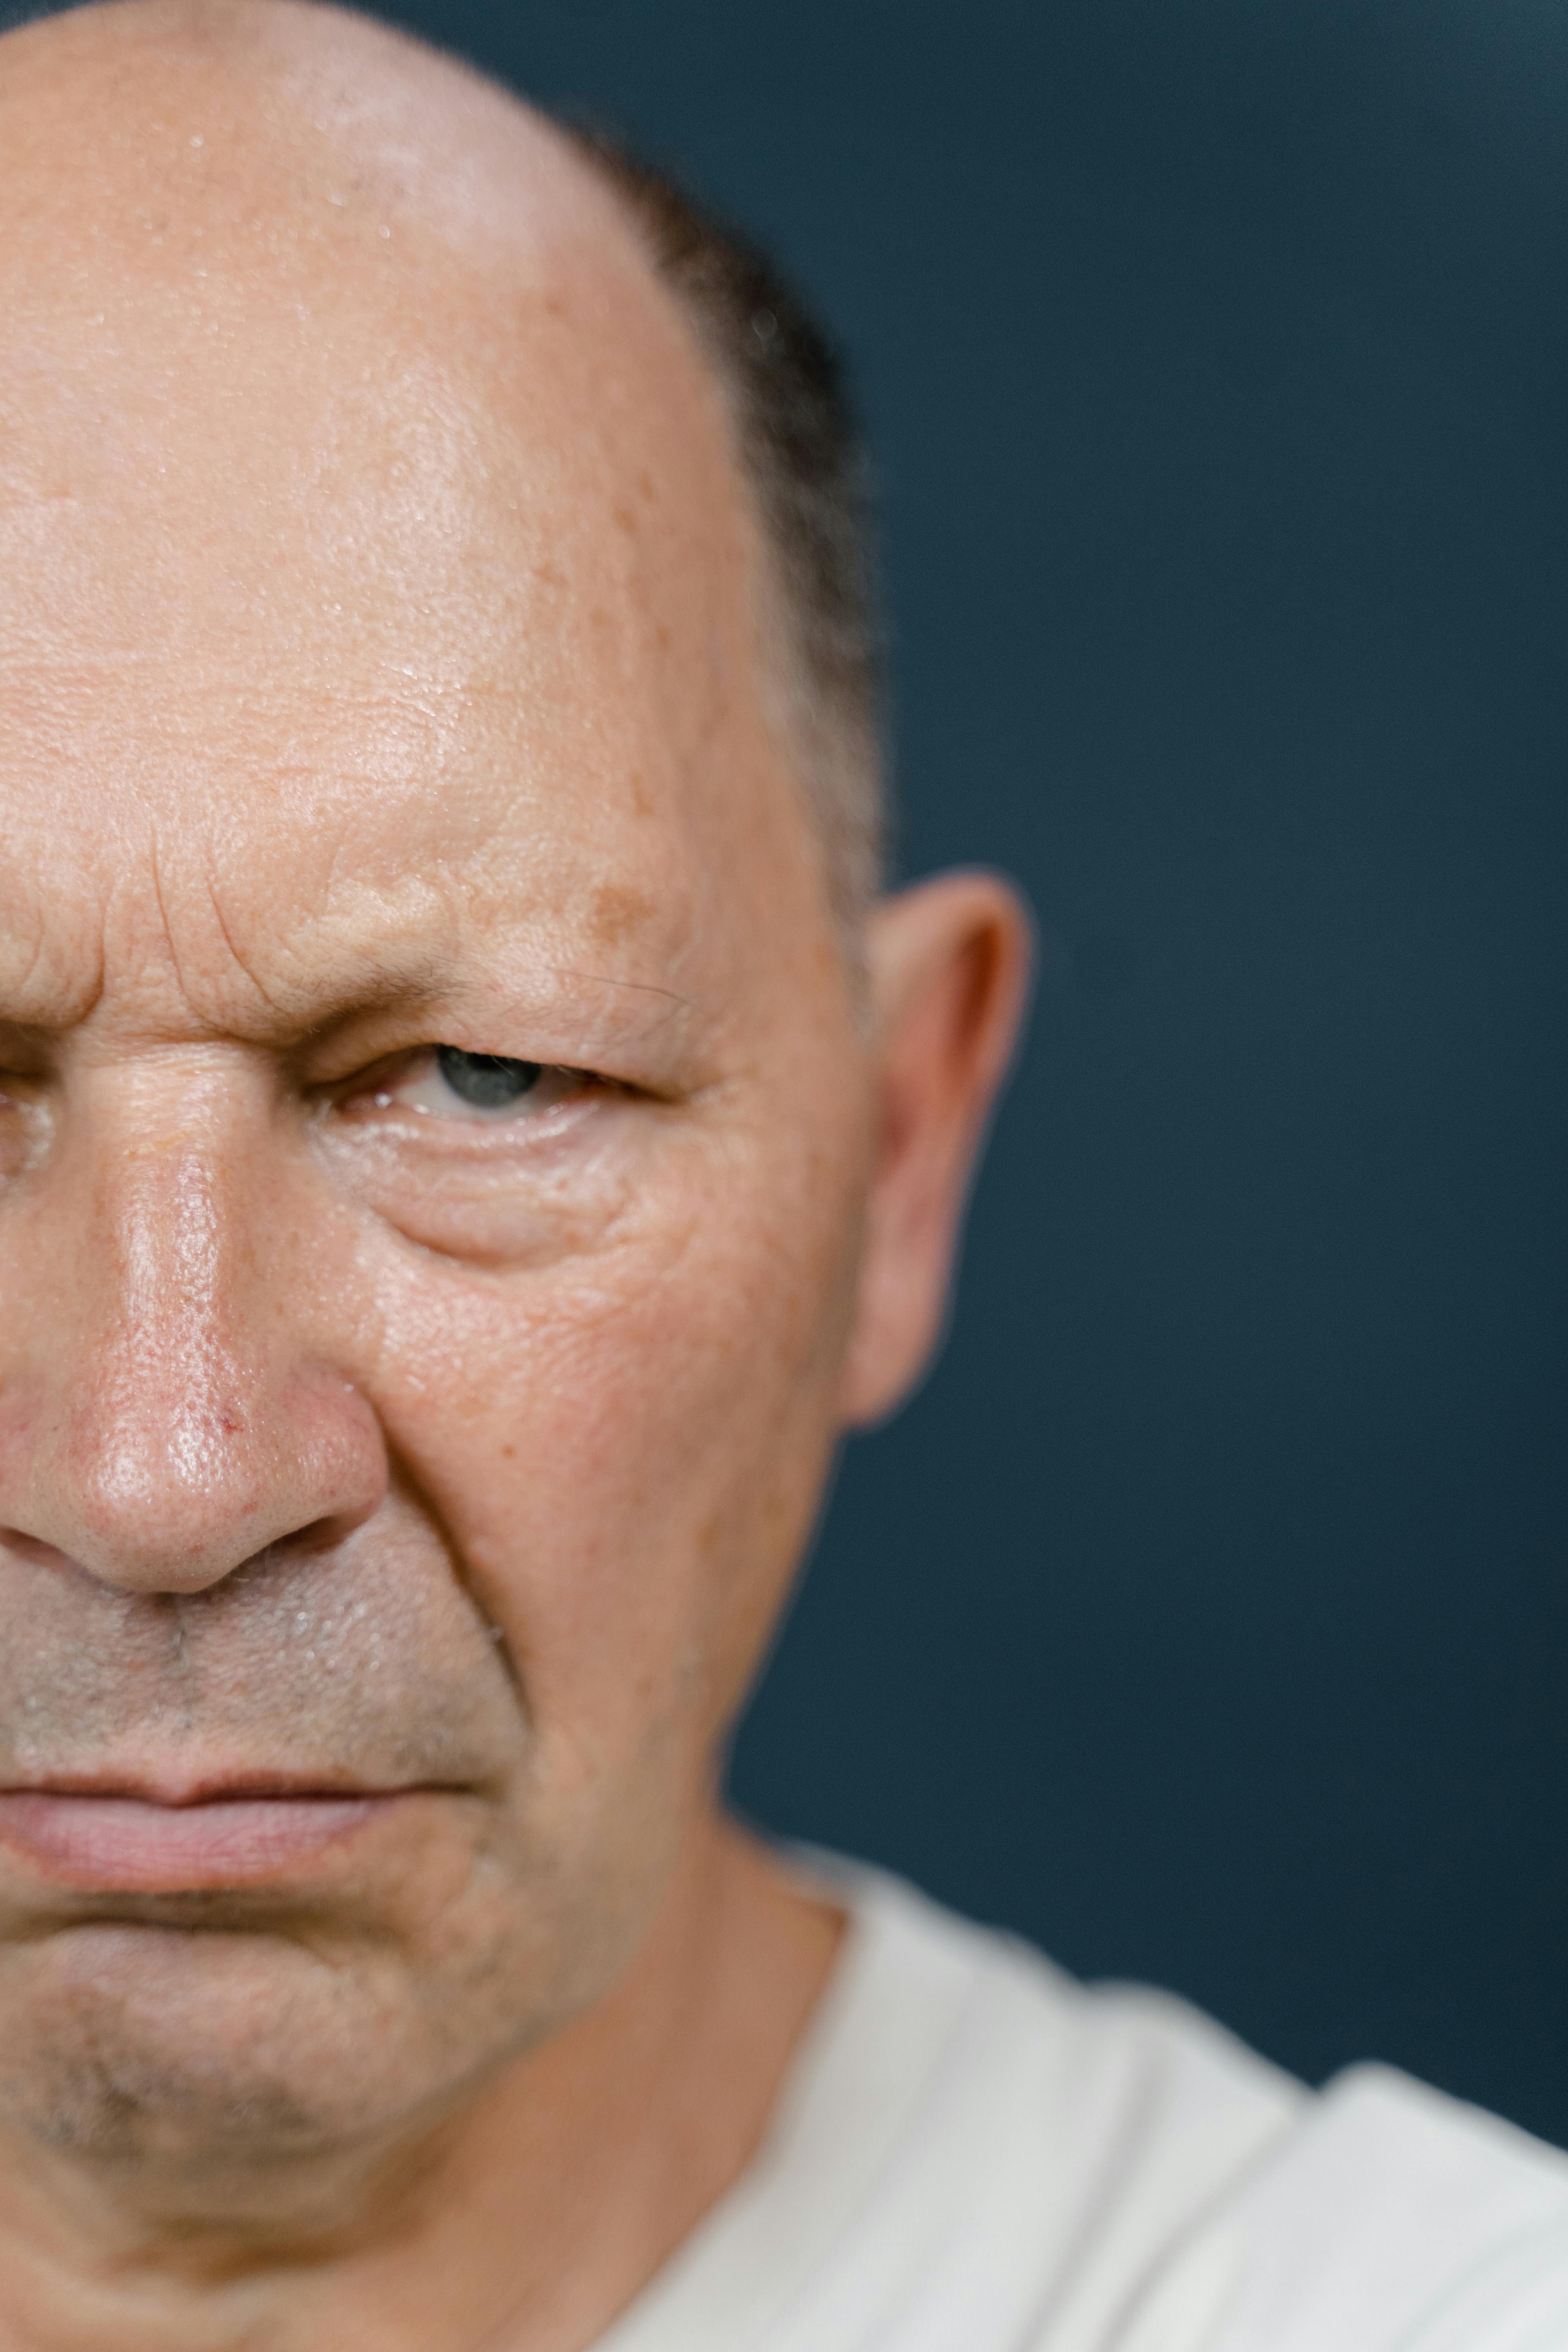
436, 1046, 543, 1108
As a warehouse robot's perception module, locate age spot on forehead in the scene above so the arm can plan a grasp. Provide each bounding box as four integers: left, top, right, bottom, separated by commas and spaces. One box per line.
590, 884, 659, 953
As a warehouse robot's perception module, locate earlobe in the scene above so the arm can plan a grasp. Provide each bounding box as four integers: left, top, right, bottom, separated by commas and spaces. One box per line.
838, 871, 1033, 1428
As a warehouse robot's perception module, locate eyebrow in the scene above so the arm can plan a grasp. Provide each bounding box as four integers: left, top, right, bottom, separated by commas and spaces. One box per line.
241, 863, 704, 1034
196, 934, 463, 1045
256, 960, 701, 1064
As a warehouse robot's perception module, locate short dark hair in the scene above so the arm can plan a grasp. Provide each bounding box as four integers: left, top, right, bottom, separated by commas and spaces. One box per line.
565, 127, 886, 929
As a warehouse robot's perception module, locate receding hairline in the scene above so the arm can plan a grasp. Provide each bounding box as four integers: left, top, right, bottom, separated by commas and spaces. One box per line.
0, 0, 886, 932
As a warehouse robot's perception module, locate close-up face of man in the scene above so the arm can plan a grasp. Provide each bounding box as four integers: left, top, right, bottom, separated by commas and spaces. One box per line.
0, 2, 1026, 2337
10, 5, 1563, 2348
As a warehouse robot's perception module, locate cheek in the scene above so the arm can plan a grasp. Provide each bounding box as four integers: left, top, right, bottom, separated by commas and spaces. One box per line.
359, 1131, 864, 1780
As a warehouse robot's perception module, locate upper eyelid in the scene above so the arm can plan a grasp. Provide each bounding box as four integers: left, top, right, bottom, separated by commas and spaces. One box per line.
0, 1033, 52, 1078
330, 1049, 601, 1103
311, 1034, 610, 1084
324, 1044, 505, 1087
311, 1044, 425, 1098
292, 979, 701, 1091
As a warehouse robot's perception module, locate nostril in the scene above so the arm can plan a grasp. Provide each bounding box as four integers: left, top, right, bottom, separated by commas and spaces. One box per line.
265, 1510, 370, 1564
0, 1530, 76, 1574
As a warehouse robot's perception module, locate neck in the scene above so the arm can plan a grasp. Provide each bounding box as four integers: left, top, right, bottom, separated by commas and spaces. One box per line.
0, 1814, 844, 2352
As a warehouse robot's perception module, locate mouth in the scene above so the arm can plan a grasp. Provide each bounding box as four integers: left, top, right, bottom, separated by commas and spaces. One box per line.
0, 1781, 416, 1893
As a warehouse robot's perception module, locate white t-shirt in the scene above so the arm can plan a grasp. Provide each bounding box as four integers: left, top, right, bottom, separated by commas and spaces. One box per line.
596, 1859, 1568, 2352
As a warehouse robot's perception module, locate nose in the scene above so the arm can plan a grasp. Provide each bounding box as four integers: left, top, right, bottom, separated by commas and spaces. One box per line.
0, 1070, 386, 1594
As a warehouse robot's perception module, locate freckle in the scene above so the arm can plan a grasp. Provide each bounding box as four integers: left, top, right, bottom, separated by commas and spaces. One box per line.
628, 771, 654, 818
535, 559, 565, 591
612, 501, 637, 535
544, 292, 566, 318
655, 622, 671, 652
590, 606, 610, 630
501, 1443, 516, 1459
591, 881, 654, 949
637, 470, 655, 503
695, 1514, 721, 1556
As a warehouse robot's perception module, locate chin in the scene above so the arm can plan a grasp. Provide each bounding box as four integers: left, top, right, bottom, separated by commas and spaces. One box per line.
0, 1918, 508, 2176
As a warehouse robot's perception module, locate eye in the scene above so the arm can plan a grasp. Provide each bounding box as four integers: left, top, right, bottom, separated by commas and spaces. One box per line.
343, 1044, 593, 1127
434, 1046, 543, 1110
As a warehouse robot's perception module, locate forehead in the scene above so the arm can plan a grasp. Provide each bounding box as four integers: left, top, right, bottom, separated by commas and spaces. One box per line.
0, 56, 799, 1026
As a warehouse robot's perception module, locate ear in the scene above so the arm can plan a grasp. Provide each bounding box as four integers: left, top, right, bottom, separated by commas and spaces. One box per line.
838, 871, 1033, 1427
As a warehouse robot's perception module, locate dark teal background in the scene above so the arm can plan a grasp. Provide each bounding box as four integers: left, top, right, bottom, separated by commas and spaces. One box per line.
381, 0, 1568, 2144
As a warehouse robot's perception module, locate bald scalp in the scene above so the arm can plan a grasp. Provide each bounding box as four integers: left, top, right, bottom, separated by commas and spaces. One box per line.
0, 0, 605, 258
0, 0, 884, 929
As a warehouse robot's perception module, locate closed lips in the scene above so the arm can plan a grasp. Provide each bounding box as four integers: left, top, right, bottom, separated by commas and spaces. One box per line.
0, 1788, 396, 1890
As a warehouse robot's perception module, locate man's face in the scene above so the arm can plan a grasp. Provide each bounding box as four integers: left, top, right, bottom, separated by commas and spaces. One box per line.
0, 33, 871, 2174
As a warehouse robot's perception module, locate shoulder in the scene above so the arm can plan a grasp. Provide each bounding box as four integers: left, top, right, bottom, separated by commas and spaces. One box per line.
1123, 2062, 1568, 2352
805, 1861, 1568, 2352
780, 1860, 1305, 2348
601, 1858, 1568, 2352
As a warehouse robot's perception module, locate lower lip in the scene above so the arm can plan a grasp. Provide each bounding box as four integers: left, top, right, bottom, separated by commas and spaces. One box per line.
0, 1792, 385, 1891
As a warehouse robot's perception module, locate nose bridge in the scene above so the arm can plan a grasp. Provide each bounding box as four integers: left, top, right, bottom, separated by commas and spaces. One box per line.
2, 1061, 386, 1593
95, 1123, 255, 1515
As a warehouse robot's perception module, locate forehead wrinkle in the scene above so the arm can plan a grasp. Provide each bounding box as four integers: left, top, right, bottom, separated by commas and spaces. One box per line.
124, 860, 707, 1053
0, 670, 723, 1045
179, 865, 463, 1040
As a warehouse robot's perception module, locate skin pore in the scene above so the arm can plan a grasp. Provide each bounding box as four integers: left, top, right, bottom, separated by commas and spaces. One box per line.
0, 4, 1030, 2347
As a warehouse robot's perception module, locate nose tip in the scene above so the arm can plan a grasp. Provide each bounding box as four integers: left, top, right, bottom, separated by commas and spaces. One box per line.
6, 1363, 387, 1595
0, 1089, 387, 1599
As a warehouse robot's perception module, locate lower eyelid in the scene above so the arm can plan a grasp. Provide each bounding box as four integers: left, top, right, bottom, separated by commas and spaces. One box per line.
355, 1064, 599, 1122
